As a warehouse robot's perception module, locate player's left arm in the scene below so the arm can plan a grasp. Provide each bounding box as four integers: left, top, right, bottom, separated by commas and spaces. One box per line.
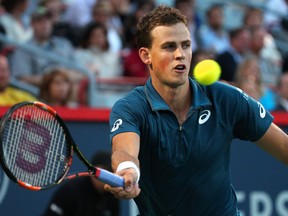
255, 122, 288, 165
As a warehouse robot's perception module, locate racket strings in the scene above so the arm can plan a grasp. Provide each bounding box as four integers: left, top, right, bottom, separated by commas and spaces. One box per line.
2, 105, 70, 187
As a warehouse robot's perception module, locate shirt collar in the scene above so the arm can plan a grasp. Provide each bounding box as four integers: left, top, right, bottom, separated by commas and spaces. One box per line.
144, 77, 211, 111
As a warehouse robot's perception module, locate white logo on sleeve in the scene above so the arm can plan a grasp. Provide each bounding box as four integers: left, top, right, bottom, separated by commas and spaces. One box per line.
199, 110, 211, 124
258, 102, 266, 118
111, 119, 123, 132
236, 87, 249, 101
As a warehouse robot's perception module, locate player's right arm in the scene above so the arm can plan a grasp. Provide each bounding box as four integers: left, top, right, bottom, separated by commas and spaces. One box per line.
105, 132, 141, 199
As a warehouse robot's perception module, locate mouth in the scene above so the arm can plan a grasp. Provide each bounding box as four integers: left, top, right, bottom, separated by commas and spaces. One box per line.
174, 64, 187, 72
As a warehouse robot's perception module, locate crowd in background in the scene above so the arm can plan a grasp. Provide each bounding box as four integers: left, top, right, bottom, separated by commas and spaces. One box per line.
0, 0, 288, 112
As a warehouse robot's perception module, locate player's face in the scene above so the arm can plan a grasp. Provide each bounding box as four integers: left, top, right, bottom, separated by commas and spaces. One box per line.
147, 23, 192, 88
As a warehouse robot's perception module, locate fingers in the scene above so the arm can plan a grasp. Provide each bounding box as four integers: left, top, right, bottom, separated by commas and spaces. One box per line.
104, 169, 141, 199
104, 183, 141, 199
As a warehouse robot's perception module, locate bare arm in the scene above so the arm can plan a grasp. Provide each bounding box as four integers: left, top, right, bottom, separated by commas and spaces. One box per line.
255, 122, 288, 165
111, 132, 140, 171
105, 132, 141, 199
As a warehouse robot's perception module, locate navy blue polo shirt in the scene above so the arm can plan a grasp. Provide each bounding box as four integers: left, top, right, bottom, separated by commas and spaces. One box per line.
109, 77, 273, 216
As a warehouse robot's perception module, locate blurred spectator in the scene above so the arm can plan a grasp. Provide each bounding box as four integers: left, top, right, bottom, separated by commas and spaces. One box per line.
174, 0, 200, 52
248, 26, 282, 89
243, 6, 264, 30
0, 0, 33, 43
265, 1, 288, 57
74, 22, 122, 78
91, 0, 123, 52
122, 0, 155, 49
235, 56, 264, 100
43, 151, 120, 216
274, 72, 288, 112
243, 6, 283, 82
39, 0, 66, 24
235, 56, 276, 111
63, 0, 97, 28
121, 1, 154, 77
39, 68, 77, 107
189, 49, 215, 77
0, 54, 36, 106
216, 27, 251, 84
198, 4, 230, 55
109, 0, 130, 26
283, 54, 288, 72
10, 6, 78, 88
39, 0, 81, 47
264, 0, 288, 31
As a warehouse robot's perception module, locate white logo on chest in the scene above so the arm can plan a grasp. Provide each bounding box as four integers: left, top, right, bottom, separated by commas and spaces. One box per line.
199, 110, 211, 124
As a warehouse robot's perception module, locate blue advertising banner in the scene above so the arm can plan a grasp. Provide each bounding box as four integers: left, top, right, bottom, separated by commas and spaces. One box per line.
0, 119, 287, 216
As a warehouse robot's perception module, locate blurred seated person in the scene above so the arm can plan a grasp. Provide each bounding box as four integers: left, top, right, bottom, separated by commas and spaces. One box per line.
43, 151, 120, 216
90, 0, 123, 53
63, 0, 97, 28
174, 0, 200, 52
121, 28, 148, 78
234, 56, 276, 111
198, 4, 230, 54
0, 54, 36, 106
248, 26, 282, 89
273, 72, 288, 112
216, 27, 251, 85
0, 0, 33, 43
10, 6, 77, 88
242, 6, 282, 71
38, 0, 82, 47
74, 22, 123, 79
39, 68, 78, 107
121, 1, 154, 78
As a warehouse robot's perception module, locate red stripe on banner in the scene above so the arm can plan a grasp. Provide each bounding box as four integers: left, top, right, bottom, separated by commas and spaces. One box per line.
0, 106, 111, 122
0, 106, 287, 125
53, 107, 111, 122
271, 111, 288, 126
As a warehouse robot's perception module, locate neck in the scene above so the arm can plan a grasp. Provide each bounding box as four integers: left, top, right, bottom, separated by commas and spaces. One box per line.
153, 80, 192, 124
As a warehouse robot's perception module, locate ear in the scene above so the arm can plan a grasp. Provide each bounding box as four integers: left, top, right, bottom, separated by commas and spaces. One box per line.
139, 48, 151, 65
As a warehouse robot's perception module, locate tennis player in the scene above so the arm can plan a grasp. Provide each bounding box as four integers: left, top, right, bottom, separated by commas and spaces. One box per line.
105, 5, 288, 216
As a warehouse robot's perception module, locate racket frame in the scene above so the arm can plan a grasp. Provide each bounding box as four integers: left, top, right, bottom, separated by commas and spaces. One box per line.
0, 101, 124, 190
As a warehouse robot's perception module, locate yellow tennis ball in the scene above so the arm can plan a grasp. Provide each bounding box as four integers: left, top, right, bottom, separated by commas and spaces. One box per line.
193, 59, 221, 85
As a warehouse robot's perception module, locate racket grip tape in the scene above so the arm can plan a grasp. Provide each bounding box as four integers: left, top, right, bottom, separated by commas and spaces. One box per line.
96, 168, 125, 187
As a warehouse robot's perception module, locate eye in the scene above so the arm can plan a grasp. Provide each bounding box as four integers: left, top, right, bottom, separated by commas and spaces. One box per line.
163, 43, 176, 51
182, 42, 191, 49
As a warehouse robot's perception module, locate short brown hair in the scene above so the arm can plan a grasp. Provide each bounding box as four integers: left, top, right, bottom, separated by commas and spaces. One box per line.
136, 5, 187, 49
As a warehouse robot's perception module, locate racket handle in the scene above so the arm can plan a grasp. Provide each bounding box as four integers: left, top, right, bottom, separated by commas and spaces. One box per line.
97, 168, 125, 187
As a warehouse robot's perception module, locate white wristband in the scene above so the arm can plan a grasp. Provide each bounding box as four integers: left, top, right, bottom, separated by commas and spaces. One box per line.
116, 161, 140, 183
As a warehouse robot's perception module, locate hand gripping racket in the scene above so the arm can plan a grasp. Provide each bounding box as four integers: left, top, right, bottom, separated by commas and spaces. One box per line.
0, 101, 124, 190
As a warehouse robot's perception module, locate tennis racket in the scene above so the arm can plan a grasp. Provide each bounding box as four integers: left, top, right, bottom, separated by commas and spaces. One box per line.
0, 101, 124, 190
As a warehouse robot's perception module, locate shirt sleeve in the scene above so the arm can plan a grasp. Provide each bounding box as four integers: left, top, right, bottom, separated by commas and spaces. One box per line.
109, 98, 141, 143
231, 87, 274, 141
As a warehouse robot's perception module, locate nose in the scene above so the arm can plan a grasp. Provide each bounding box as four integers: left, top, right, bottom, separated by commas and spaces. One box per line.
175, 47, 185, 60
